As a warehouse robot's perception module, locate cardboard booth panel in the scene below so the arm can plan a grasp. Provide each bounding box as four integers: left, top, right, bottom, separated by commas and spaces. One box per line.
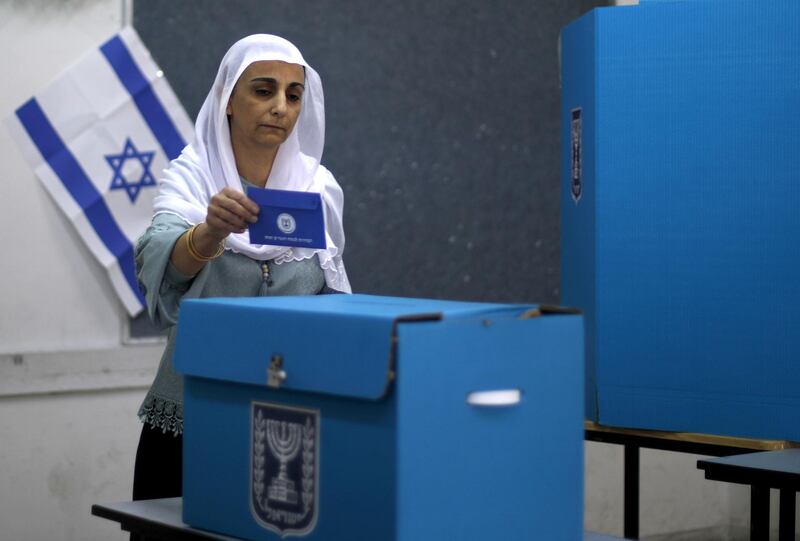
175, 294, 584, 541
561, 0, 800, 440
395, 316, 584, 541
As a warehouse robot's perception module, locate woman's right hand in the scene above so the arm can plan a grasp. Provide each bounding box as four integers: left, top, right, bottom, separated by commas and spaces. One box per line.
170, 187, 260, 276
204, 187, 260, 241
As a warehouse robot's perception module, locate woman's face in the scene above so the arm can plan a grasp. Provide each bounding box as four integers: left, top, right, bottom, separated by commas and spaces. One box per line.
226, 60, 306, 148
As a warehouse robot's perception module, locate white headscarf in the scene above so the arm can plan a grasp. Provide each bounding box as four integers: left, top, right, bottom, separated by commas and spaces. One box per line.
153, 34, 351, 293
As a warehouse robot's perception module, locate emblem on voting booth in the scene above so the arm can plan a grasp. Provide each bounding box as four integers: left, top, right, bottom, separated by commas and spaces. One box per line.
251, 402, 320, 536
570, 107, 582, 203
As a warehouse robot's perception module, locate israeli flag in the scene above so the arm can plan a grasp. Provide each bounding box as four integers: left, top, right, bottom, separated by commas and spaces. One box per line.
5, 27, 193, 316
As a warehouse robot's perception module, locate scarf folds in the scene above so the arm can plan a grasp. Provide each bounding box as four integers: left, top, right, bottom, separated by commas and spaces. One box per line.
152, 34, 351, 293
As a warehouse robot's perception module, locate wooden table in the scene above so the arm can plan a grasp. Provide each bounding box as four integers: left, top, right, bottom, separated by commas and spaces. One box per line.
699, 448, 800, 541
585, 421, 799, 539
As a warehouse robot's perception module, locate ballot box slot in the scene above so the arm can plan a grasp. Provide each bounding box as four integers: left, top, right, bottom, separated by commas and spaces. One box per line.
518, 305, 582, 319
381, 313, 444, 399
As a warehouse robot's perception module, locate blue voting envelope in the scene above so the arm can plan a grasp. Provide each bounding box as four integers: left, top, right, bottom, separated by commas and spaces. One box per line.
247, 187, 326, 250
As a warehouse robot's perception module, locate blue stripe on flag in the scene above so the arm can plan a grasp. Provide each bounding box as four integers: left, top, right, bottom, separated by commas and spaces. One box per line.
15, 98, 146, 308
100, 35, 186, 160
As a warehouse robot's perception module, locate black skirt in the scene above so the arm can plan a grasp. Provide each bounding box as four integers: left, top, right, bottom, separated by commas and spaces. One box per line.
132, 423, 183, 500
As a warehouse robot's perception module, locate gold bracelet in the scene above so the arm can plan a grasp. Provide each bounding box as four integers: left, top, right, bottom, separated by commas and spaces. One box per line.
185, 224, 225, 262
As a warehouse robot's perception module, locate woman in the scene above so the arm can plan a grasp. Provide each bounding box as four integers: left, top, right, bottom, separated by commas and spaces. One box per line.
132, 34, 350, 501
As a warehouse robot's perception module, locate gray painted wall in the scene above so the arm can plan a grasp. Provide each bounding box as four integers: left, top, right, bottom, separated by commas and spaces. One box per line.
135, 0, 604, 304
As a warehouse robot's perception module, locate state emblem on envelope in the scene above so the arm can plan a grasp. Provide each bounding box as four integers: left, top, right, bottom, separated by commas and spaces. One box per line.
251, 402, 320, 536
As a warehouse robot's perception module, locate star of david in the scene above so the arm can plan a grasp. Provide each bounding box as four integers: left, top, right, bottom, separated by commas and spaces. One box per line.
105, 138, 157, 203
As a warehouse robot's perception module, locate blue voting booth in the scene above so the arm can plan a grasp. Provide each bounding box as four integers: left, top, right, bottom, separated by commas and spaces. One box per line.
561, 0, 800, 440
174, 294, 584, 541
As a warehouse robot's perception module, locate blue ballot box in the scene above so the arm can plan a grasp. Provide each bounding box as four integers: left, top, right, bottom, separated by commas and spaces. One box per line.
173, 294, 584, 541
561, 0, 800, 440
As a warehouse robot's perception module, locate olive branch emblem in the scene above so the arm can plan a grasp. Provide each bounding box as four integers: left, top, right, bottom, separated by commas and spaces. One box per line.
253, 410, 267, 507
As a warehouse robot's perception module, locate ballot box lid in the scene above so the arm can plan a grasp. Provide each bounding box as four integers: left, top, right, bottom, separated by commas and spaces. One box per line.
173, 294, 534, 400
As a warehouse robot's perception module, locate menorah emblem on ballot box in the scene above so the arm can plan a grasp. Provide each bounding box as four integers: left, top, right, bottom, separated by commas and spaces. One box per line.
266, 419, 303, 504
251, 402, 319, 536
